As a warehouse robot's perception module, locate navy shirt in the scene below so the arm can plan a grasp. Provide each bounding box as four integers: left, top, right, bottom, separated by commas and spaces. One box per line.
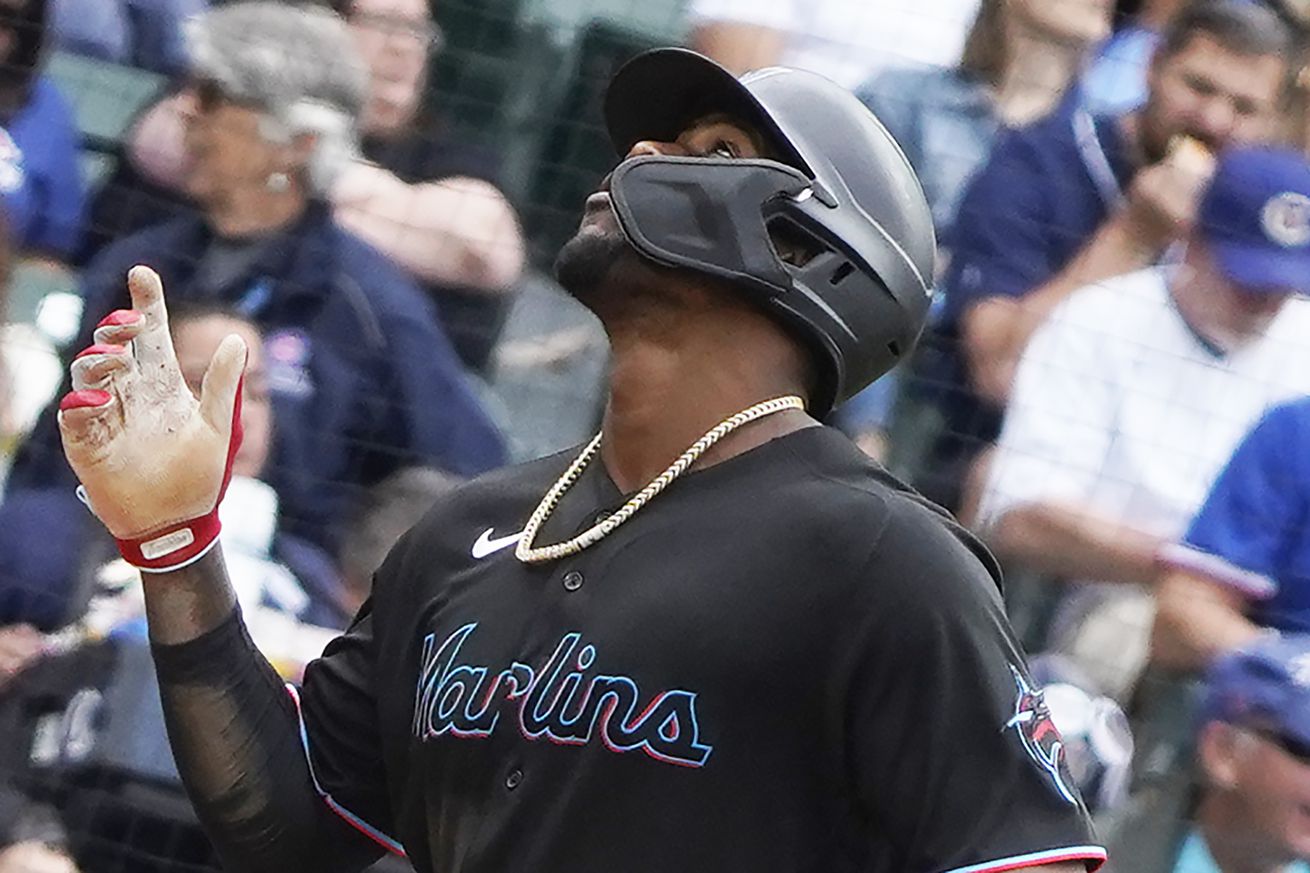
1177, 399, 1310, 635
0, 203, 507, 628
942, 107, 1133, 326
913, 107, 1134, 511
78, 103, 511, 373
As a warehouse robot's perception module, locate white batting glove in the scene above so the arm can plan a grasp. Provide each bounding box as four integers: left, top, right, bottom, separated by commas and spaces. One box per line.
57, 266, 247, 573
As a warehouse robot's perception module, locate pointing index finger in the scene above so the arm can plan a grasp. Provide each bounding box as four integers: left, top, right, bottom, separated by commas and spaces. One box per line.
125, 265, 181, 374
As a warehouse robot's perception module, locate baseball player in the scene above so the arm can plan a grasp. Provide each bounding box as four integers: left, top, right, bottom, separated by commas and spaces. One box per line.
57, 49, 1106, 873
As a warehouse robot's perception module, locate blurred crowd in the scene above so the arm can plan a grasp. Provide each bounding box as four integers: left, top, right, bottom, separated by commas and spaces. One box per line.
0, 0, 1304, 869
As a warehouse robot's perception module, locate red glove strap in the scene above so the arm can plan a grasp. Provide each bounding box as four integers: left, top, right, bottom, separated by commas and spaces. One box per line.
116, 513, 224, 573
111, 375, 246, 573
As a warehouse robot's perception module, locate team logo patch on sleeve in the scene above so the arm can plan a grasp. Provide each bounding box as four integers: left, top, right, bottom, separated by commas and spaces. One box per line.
1005, 666, 1076, 804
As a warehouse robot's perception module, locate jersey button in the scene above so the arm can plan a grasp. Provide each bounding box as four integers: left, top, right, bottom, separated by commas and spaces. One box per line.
505, 768, 524, 790
593, 511, 611, 526
562, 570, 584, 592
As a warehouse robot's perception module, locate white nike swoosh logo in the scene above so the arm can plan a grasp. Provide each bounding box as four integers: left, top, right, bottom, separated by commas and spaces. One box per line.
471, 527, 523, 559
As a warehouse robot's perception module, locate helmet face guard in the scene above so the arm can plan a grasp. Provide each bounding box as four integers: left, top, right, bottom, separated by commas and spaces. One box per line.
602, 49, 936, 418
611, 154, 929, 414
610, 156, 810, 297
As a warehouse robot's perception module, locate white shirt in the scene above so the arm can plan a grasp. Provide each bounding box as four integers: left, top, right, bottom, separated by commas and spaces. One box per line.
688, 0, 980, 89
0, 323, 62, 493
980, 267, 1310, 555
218, 475, 311, 618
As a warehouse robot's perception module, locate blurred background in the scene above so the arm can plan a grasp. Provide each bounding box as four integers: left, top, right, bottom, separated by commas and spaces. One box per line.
0, 0, 1308, 870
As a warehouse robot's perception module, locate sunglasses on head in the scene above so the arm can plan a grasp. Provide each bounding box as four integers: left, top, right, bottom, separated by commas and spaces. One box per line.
190, 78, 230, 113
189, 78, 261, 114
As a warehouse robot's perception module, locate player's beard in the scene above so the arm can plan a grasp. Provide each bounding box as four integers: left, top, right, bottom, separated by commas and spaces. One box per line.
553, 225, 671, 323
554, 228, 628, 303
555, 205, 698, 332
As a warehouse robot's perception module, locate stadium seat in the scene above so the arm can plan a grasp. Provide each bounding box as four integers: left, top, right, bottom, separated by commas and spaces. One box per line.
428, 0, 526, 146
7, 258, 79, 328
44, 50, 166, 190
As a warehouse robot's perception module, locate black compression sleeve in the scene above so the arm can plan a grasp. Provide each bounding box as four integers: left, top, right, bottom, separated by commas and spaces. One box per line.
151, 608, 385, 873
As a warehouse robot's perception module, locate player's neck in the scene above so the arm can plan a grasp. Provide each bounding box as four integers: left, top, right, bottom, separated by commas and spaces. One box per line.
1197, 795, 1299, 873
598, 303, 815, 494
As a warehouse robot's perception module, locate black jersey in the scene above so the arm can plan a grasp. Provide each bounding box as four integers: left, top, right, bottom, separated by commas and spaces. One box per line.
298, 426, 1106, 872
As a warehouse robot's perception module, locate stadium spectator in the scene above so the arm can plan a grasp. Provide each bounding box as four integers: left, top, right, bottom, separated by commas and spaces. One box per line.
1176, 635, 1310, 873
486, 273, 609, 463
0, 117, 63, 474
0, 638, 70, 868
1154, 397, 1310, 671
1083, 0, 1310, 117
0, 204, 61, 855
48, 0, 207, 76
0, 1, 505, 632
839, 0, 1111, 458
914, 0, 1294, 513
332, 0, 525, 374
976, 146, 1310, 703
1080, 0, 1184, 114
685, 0, 981, 90
0, 0, 85, 261
0, 209, 61, 873
857, 0, 1111, 238
78, 0, 526, 374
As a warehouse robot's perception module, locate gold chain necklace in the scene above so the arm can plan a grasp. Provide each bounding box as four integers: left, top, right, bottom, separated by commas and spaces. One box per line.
514, 395, 805, 564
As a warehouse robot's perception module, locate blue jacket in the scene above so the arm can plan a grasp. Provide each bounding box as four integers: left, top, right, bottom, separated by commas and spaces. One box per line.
1180, 399, 1310, 636
0, 203, 506, 628
4, 76, 85, 256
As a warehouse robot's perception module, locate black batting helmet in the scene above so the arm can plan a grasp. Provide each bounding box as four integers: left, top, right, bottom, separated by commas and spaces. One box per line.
603, 48, 935, 417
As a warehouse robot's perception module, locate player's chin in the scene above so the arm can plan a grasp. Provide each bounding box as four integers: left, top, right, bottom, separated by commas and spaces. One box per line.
553, 225, 629, 302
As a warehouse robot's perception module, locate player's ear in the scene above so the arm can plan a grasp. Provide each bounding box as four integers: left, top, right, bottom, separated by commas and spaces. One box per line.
1196, 721, 1244, 790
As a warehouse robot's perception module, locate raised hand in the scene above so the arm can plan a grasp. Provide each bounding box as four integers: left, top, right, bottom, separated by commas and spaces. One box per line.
1122, 136, 1217, 251
57, 266, 247, 572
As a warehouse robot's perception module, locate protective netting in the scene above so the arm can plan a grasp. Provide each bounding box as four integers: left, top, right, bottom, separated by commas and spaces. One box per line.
0, 0, 1308, 870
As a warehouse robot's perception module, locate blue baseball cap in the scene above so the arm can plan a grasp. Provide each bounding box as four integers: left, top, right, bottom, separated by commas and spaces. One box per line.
1198, 146, 1310, 294
1202, 633, 1310, 747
